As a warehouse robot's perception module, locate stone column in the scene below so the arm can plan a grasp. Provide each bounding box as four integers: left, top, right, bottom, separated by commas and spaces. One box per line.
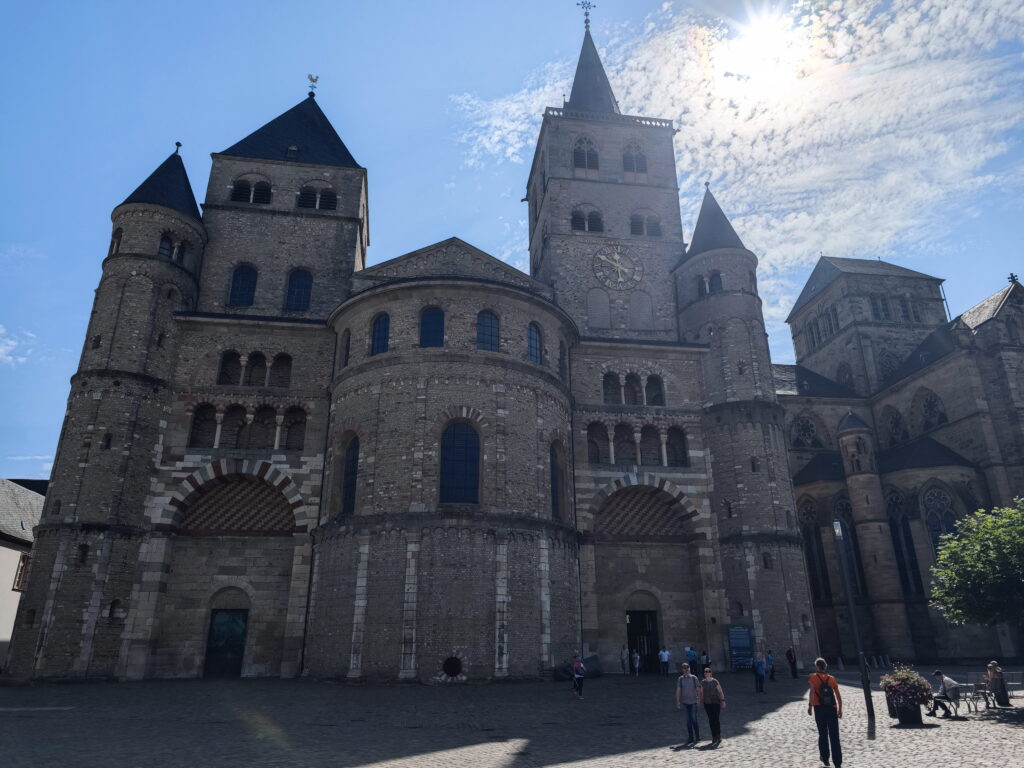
659, 429, 668, 466
605, 421, 616, 465
399, 533, 421, 680
347, 535, 372, 679
213, 411, 224, 448
274, 413, 284, 450
238, 354, 248, 386
633, 427, 642, 467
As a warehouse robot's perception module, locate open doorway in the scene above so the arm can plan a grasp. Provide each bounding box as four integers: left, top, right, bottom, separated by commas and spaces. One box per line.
204, 608, 248, 678
626, 610, 659, 674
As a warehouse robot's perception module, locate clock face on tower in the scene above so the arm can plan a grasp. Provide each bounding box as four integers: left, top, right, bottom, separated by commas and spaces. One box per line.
592, 245, 643, 290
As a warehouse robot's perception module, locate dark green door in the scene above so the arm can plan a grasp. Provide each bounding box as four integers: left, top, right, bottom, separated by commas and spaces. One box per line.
204, 609, 248, 678
626, 610, 659, 673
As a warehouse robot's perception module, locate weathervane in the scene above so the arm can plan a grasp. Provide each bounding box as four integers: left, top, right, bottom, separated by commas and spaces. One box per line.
307, 74, 319, 94
1010, 273, 1019, 284
577, 1, 595, 30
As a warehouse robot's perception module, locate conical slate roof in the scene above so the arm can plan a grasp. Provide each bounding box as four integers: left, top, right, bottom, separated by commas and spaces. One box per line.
120, 151, 201, 220
565, 29, 620, 114
220, 93, 361, 168
837, 410, 871, 432
687, 187, 745, 257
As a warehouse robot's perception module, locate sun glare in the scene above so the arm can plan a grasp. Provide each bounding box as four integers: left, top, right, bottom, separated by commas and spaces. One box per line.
715, 9, 808, 98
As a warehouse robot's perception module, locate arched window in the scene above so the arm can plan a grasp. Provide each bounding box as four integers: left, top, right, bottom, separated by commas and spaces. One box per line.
100, 433, 112, 450
249, 406, 276, 450
283, 407, 306, 451
883, 407, 909, 447
419, 306, 445, 348
791, 415, 823, 448
708, 272, 723, 293
221, 405, 247, 449
158, 235, 174, 259
228, 265, 257, 307
108, 228, 122, 257
898, 296, 912, 322
924, 487, 956, 552
171, 241, 188, 264
285, 269, 313, 311
799, 500, 831, 602
573, 137, 599, 172
340, 436, 359, 516
602, 372, 620, 404
697, 276, 708, 298
586, 211, 603, 232
108, 599, 122, 620
527, 323, 542, 364
476, 310, 499, 351
666, 427, 689, 466
587, 288, 610, 329
371, 314, 390, 356
217, 351, 242, 385
630, 214, 644, 236
268, 353, 291, 388
835, 498, 867, 597
639, 425, 660, 465
623, 374, 642, 405
750, 456, 760, 472
613, 424, 636, 466
887, 490, 924, 597
340, 330, 351, 368
245, 353, 267, 386
586, 422, 609, 464
297, 186, 338, 210
77, 544, 89, 565
439, 422, 480, 503
188, 404, 217, 448
570, 209, 586, 231
877, 351, 900, 384
549, 443, 565, 521
622, 143, 647, 175
914, 388, 948, 432
645, 375, 664, 406
251, 181, 272, 204
230, 179, 251, 202
762, 551, 774, 570
645, 216, 662, 237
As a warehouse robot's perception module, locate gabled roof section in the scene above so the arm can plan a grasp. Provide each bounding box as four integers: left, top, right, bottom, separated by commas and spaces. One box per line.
120, 151, 201, 220
787, 256, 941, 322
882, 325, 957, 388
773, 364, 857, 398
220, 94, 361, 168
793, 452, 845, 486
565, 28, 620, 114
837, 410, 871, 432
352, 237, 549, 297
0, 478, 44, 545
878, 436, 974, 473
959, 282, 1021, 329
687, 187, 745, 258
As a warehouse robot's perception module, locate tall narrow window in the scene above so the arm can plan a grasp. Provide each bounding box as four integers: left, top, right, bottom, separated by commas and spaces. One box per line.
245, 353, 267, 386
249, 406, 276, 450
440, 422, 480, 503
340, 330, 351, 368
801, 504, 831, 602
586, 211, 604, 232
924, 487, 956, 552
188, 404, 217, 448
586, 422, 609, 464
341, 436, 360, 516
887, 491, 924, 597
420, 306, 445, 347
228, 265, 257, 307
269, 353, 292, 388
622, 143, 647, 176
835, 499, 867, 597
108, 228, 122, 257
602, 372, 620, 404
570, 210, 586, 231
645, 375, 664, 406
527, 323, 542, 364
282, 407, 306, 451
230, 180, 252, 202
285, 269, 313, 311
630, 214, 645, 235
639, 426, 660, 465
476, 310, 499, 351
666, 427, 689, 466
613, 424, 636, 466
217, 351, 242, 385
646, 216, 662, 237
573, 137, 599, 171
158, 235, 174, 259
899, 296, 911, 322
623, 374, 642, 404
251, 181, 272, 204
549, 443, 563, 520
708, 272, 723, 293
371, 314, 390, 355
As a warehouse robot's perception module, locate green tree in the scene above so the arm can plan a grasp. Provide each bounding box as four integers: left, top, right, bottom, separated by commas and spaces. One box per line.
930, 500, 1024, 634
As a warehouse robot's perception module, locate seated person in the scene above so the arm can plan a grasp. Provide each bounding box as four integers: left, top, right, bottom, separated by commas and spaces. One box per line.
927, 670, 960, 717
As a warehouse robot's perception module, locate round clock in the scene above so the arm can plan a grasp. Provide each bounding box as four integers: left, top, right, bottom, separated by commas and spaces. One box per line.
592, 245, 643, 290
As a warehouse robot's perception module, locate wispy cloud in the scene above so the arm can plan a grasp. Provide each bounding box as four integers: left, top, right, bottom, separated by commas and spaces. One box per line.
6, 455, 53, 461
0, 324, 32, 366
453, 0, 1024, 358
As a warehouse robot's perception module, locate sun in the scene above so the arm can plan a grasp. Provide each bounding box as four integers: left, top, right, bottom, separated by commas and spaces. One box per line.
715, 8, 808, 97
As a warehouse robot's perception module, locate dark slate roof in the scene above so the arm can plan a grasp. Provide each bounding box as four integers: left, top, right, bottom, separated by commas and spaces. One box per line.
565, 29, 620, 114
878, 436, 974, 473
787, 257, 941, 322
120, 152, 201, 220
773, 364, 857, 398
221, 94, 361, 168
687, 187, 745, 258
959, 282, 1021, 329
837, 410, 871, 432
882, 325, 958, 388
8, 478, 48, 495
793, 452, 845, 486
0, 478, 44, 545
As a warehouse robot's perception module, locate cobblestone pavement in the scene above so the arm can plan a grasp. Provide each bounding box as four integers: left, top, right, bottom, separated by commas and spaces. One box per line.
1, 669, 1020, 768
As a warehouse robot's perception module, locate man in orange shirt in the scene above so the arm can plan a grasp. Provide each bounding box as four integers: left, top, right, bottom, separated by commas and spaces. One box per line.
807, 657, 843, 768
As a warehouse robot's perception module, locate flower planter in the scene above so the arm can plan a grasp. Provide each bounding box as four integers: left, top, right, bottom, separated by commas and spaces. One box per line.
896, 703, 922, 725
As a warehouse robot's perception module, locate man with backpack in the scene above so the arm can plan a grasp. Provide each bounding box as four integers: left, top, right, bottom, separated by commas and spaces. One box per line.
674, 662, 701, 745
807, 657, 843, 768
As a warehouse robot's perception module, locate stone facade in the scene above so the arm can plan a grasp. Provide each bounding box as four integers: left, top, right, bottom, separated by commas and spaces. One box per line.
5, 26, 826, 682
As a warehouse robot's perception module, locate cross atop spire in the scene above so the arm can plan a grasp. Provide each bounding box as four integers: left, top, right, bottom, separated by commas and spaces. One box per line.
577, 1, 595, 30
1010, 273, 1019, 284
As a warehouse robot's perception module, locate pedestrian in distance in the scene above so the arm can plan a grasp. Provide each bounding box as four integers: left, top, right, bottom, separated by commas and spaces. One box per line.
699, 666, 726, 747
686, 646, 698, 668
786, 646, 798, 678
620, 644, 628, 675
700, 649, 709, 670
632, 648, 641, 677
659, 647, 671, 676
753, 654, 766, 693
675, 661, 701, 745
571, 652, 585, 699
808, 657, 842, 768
766, 649, 775, 682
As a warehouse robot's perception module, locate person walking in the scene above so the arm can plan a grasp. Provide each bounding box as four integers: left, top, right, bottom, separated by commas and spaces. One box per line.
699, 666, 726, 747
620, 645, 629, 676
766, 649, 775, 682
686, 646, 698, 668
659, 647, 671, 676
700, 649, 709, 670
786, 646, 798, 678
753, 654, 766, 693
571, 653, 585, 699
808, 657, 842, 768
675, 662, 701, 745
632, 648, 641, 677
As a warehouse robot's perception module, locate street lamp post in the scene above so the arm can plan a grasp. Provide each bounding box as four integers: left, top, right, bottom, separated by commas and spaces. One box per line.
832, 520, 876, 722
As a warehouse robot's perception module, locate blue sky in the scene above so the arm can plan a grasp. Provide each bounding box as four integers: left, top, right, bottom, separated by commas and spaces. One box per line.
2, 0, 1023, 480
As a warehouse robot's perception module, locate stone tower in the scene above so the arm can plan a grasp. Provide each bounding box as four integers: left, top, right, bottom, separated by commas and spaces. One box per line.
6, 151, 207, 678
675, 188, 816, 659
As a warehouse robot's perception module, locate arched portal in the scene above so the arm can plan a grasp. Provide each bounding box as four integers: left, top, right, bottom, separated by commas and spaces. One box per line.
582, 480, 706, 676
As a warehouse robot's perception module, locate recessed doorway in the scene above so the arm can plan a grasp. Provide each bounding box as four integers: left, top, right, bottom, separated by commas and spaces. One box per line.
204, 608, 248, 678
626, 610, 659, 674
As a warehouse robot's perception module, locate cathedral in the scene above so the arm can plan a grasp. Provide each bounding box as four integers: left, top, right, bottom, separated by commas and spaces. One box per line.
5, 22, 1019, 681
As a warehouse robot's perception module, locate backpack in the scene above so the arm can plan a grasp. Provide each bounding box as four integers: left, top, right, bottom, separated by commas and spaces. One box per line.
817, 674, 836, 707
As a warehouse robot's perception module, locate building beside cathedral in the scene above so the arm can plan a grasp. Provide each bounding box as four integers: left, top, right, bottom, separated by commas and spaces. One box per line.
4, 22, 1018, 681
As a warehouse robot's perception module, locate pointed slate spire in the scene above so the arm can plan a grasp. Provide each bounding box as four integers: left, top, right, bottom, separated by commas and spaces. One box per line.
837, 410, 871, 433
687, 185, 745, 257
120, 147, 201, 221
221, 93, 361, 168
565, 28, 620, 114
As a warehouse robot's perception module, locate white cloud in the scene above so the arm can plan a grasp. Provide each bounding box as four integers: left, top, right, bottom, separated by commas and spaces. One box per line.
6, 455, 53, 461
0, 325, 30, 366
453, 0, 1024, 359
